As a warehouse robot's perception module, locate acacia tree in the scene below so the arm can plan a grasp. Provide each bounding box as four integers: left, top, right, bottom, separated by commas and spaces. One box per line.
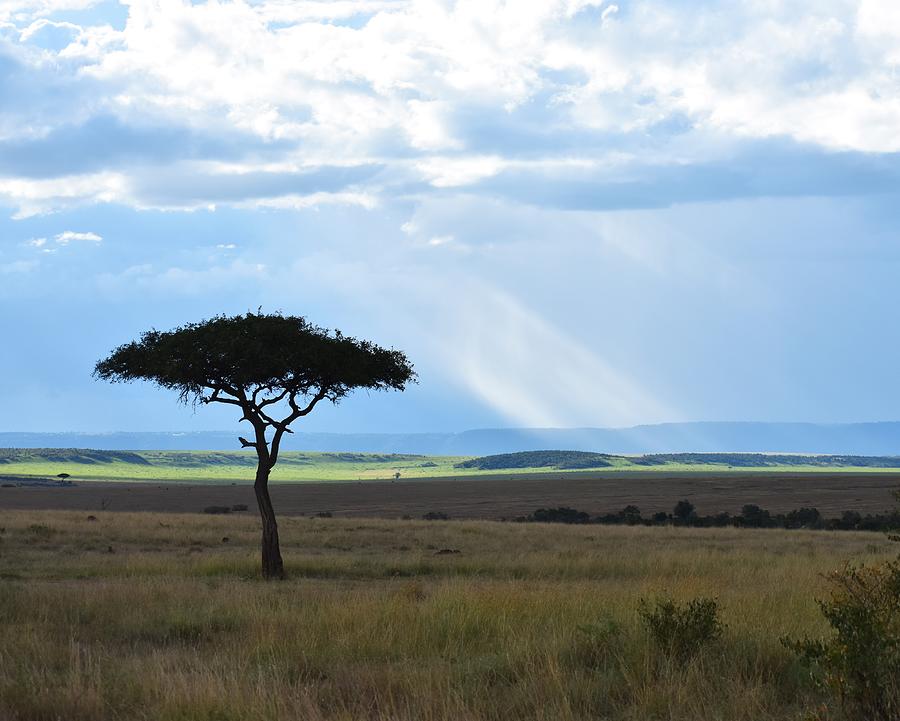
94, 312, 415, 579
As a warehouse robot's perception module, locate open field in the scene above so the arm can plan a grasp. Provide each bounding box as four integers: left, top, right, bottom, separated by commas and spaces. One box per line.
2, 472, 900, 518
0, 450, 469, 483
6, 449, 900, 484
1, 509, 897, 720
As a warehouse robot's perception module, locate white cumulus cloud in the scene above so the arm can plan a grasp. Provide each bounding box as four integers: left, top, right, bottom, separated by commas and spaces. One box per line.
55, 230, 102, 244
1, 0, 899, 217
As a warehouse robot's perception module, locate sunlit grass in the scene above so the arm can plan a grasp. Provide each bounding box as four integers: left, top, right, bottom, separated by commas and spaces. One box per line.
4, 449, 900, 484
1, 510, 895, 719
0, 451, 468, 483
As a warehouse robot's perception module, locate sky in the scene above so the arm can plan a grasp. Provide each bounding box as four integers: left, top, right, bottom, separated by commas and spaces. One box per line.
2, 0, 900, 434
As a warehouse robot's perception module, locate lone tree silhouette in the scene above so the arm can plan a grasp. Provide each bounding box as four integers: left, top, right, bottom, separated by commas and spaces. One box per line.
94, 311, 415, 579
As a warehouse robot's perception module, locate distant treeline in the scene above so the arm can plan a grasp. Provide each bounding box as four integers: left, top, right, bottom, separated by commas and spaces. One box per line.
0, 448, 152, 465
456, 450, 615, 470
457, 450, 900, 470
519, 501, 900, 532
6, 447, 900, 471
0, 448, 425, 467
638, 453, 900, 468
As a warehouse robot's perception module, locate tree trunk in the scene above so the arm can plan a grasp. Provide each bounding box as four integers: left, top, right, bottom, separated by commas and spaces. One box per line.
254, 465, 284, 579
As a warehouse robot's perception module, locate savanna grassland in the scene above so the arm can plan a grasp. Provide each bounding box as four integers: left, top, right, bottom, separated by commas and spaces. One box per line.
1, 510, 896, 721
6, 449, 900, 485
0, 449, 466, 483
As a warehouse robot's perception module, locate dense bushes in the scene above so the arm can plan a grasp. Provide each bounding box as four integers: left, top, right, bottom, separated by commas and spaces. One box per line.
639, 596, 724, 661
520, 500, 900, 532
455, 450, 614, 470
786, 560, 900, 720
528, 507, 591, 524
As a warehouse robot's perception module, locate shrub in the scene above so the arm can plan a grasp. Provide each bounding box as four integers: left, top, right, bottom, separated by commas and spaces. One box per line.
620, 505, 642, 525
786, 507, 822, 529
639, 596, 724, 661
527, 507, 590, 524
672, 500, 695, 523
705, 512, 732, 527
739, 503, 772, 527
423, 511, 449, 521
202, 506, 232, 514
785, 560, 900, 720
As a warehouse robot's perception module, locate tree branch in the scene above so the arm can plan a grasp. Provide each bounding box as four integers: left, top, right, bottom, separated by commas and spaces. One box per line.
238, 436, 267, 449
258, 388, 290, 409
246, 385, 295, 428
203, 387, 243, 407
268, 389, 328, 468
288, 388, 328, 417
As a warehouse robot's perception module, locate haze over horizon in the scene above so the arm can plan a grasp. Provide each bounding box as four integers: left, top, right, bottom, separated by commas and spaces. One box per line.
11, 421, 900, 456
3, 1, 900, 434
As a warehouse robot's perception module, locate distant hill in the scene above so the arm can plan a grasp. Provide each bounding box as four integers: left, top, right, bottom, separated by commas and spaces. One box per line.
456, 451, 616, 470
457, 450, 900, 471
7, 422, 900, 455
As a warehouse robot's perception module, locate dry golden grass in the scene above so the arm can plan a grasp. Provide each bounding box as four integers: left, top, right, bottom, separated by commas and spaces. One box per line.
0, 510, 895, 720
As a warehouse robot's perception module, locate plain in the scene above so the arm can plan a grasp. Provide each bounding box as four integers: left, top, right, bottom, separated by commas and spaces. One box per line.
1, 510, 896, 720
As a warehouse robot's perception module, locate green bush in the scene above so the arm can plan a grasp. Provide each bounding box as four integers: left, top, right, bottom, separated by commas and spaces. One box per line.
786, 560, 900, 720
638, 596, 723, 661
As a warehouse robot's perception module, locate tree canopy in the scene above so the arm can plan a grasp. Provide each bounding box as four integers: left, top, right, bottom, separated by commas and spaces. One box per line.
94, 312, 415, 410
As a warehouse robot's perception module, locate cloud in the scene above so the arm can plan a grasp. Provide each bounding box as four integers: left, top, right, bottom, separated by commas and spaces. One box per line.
244, 191, 377, 211
0, 0, 102, 24
416, 156, 506, 188
1, 0, 899, 218
470, 140, 900, 212
6, 2, 900, 436
0, 115, 282, 179
16, 17, 93, 55
55, 229, 101, 243
0, 171, 125, 218
128, 163, 383, 209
